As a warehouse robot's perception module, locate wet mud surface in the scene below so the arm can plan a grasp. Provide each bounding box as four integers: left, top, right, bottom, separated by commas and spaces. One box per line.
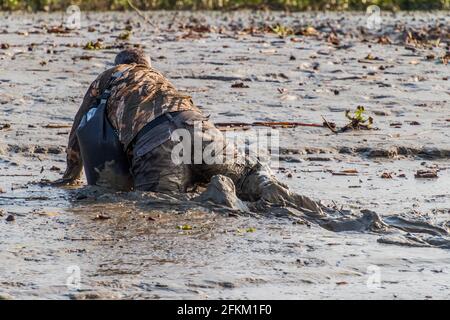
0, 11, 449, 299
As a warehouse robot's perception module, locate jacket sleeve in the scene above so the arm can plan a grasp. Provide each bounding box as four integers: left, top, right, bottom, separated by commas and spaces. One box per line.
60, 76, 103, 183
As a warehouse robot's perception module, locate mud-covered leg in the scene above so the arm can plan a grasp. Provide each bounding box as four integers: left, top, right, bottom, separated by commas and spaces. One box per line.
131, 139, 192, 193
237, 163, 325, 216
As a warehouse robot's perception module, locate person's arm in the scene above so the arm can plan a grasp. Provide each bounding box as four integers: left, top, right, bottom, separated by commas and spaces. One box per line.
53, 76, 104, 185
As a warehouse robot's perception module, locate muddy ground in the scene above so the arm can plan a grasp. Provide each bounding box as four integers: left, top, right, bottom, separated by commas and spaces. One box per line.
0, 11, 449, 299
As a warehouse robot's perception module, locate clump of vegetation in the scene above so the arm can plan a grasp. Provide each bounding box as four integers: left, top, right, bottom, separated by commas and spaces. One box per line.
440, 51, 450, 65
83, 40, 103, 50
298, 25, 319, 36
322, 106, 375, 134
117, 30, 132, 41
270, 24, 293, 38
1, 0, 449, 11
343, 106, 374, 130
236, 227, 256, 233
176, 224, 193, 230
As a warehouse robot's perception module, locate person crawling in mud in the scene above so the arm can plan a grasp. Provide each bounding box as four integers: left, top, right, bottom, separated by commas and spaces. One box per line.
54, 48, 449, 246
55, 48, 321, 213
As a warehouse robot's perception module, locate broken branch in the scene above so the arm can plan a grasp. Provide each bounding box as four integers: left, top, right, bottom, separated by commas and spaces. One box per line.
215, 121, 324, 129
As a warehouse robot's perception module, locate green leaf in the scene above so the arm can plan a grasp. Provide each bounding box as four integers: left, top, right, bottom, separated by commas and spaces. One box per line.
177, 224, 193, 230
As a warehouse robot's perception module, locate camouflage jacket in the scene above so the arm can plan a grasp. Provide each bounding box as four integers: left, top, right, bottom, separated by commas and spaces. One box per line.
62, 63, 200, 182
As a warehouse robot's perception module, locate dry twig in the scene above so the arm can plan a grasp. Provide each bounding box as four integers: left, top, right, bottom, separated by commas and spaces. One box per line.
127, 0, 157, 29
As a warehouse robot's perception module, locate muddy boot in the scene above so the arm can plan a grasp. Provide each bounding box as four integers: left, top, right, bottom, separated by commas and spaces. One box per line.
195, 175, 249, 212
238, 163, 324, 216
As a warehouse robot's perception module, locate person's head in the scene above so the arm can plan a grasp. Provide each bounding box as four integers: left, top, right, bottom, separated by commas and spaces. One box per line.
114, 48, 151, 67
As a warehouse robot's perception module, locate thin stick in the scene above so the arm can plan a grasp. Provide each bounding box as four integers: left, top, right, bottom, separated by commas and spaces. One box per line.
168, 11, 179, 30
0, 196, 49, 200
253, 121, 324, 128
321, 115, 338, 134
127, 0, 157, 29
215, 121, 324, 129
332, 200, 345, 216
43, 124, 72, 129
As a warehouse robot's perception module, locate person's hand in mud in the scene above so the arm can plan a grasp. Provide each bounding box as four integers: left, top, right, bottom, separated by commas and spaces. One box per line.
49, 176, 82, 187
49, 156, 83, 187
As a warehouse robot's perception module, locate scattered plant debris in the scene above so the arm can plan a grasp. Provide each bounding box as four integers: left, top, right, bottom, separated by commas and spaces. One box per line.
177, 224, 193, 230
415, 169, 438, 179
83, 40, 103, 50
270, 24, 293, 38
231, 82, 249, 89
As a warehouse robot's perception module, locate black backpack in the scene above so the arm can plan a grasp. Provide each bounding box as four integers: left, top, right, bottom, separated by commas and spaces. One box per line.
76, 77, 133, 191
